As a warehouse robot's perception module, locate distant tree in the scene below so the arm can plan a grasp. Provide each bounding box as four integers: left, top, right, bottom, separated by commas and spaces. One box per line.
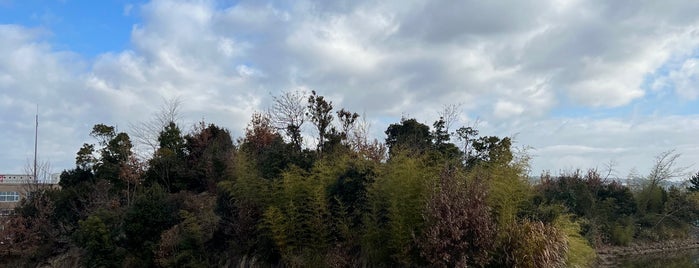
307, 90, 334, 153
438, 103, 461, 135
469, 136, 513, 167
123, 185, 177, 265
636, 150, 689, 218
431, 118, 461, 160
184, 123, 234, 192
240, 112, 290, 180
146, 121, 188, 192
455, 126, 478, 163
130, 97, 183, 157
271, 90, 307, 150
384, 118, 432, 157
74, 210, 126, 268
76, 143, 97, 171
687, 171, 699, 192
432, 117, 450, 146
337, 108, 359, 143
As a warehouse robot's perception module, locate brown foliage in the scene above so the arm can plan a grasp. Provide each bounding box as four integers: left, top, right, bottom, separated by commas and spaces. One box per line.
419, 167, 495, 267
501, 220, 568, 268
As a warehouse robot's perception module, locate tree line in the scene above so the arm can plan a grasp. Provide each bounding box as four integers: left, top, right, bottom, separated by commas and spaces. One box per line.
1, 91, 698, 267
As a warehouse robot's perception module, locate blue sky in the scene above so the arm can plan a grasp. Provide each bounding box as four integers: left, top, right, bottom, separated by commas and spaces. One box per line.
2, 0, 699, 178
0, 0, 146, 57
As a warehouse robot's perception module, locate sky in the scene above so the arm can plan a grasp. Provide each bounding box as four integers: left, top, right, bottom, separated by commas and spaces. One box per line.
1, 0, 699, 179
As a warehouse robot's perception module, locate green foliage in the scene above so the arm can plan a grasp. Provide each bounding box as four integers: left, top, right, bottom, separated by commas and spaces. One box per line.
307, 90, 334, 153
122, 185, 178, 264
156, 193, 219, 268
16, 104, 699, 267
537, 170, 638, 245
610, 219, 635, 246
469, 136, 513, 167
479, 163, 531, 226
554, 214, 596, 267
74, 210, 126, 268
688, 171, 699, 192
262, 161, 344, 265
384, 118, 432, 157
496, 220, 568, 268
363, 152, 437, 265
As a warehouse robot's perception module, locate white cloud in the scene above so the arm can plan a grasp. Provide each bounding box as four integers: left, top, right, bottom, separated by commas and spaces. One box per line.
667, 58, 699, 100
3, 0, 699, 176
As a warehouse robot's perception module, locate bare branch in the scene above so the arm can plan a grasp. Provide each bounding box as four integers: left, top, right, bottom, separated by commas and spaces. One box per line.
438, 103, 462, 134
129, 96, 183, 158
647, 149, 690, 186
270, 90, 307, 147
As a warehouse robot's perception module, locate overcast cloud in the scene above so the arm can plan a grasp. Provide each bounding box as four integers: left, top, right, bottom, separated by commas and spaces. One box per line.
1, 0, 699, 178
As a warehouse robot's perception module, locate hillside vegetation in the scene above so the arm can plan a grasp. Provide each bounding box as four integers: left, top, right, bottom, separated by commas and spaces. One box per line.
2, 92, 698, 267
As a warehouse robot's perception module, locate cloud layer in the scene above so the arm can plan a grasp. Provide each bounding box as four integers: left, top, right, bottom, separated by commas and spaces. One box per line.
2, 0, 699, 176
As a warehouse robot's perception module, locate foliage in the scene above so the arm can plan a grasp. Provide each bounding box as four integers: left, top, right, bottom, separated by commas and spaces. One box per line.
418, 167, 495, 267
74, 210, 126, 268
496, 219, 568, 268
687, 171, 699, 192
9, 97, 699, 267
384, 118, 432, 157
554, 214, 596, 267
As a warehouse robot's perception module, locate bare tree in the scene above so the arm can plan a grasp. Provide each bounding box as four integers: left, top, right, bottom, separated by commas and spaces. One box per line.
270, 90, 307, 149
348, 113, 387, 162
438, 103, 462, 135
120, 155, 146, 206
22, 159, 57, 196
647, 149, 690, 187
129, 97, 183, 158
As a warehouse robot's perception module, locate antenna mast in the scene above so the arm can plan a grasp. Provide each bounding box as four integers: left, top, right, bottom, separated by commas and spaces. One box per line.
34, 105, 38, 183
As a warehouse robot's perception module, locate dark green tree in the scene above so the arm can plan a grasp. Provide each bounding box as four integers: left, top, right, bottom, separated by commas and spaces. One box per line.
307, 90, 334, 153
688, 171, 699, 192
122, 185, 178, 264
431, 117, 461, 161
384, 118, 432, 157
146, 121, 188, 192
469, 136, 513, 167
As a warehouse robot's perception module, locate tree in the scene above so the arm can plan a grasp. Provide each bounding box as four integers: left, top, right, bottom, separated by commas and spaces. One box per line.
146, 121, 188, 192
636, 150, 689, 217
95, 131, 134, 190
431, 118, 460, 160
437, 103, 461, 135
76, 143, 97, 171
455, 125, 478, 163
307, 90, 334, 153
688, 171, 699, 192
74, 210, 126, 268
384, 118, 432, 157
337, 108, 359, 143
240, 112, 290, 180
646, 150, 689, 188
122, 185, 177, 264
469, 136, 513, 167
130, 97, 183, 157
271, 90, 307, 150
184, 123, 234, 192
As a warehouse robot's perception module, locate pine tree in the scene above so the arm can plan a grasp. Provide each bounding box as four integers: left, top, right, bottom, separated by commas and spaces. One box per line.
687, 171, 699, 192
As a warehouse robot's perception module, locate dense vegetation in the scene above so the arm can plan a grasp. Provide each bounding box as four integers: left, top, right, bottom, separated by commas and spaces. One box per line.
2, 92, 698, 267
